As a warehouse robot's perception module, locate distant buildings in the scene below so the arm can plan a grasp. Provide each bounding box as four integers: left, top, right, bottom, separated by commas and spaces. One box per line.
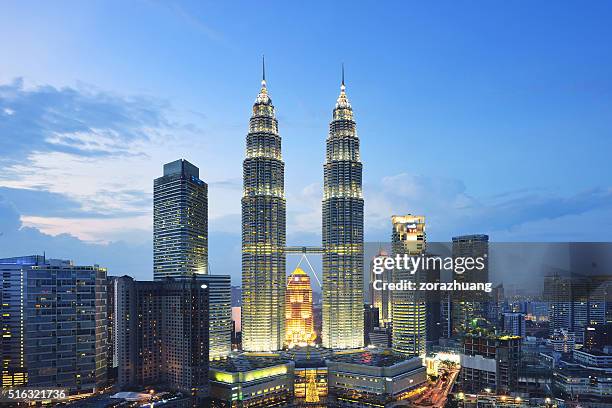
370, 248, 392, 327
544, 272, 610, 343
501, 313, 527, 337
391, 215, 427, 357
322, 75, 364, 350
241, 71, 287, 352
285, 267, 316, 348
584, 323, 612, 351
154, 159, 208, 279
550, 329, 575, 353
0, 255, 107, 394
553, 348, 612, 400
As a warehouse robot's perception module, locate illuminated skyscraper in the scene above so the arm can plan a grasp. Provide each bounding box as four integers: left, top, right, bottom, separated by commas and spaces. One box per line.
241, 62, 286, 351
154, 159, 208, 279
285, 267, 316, 348
322, 69, 364, 349
391, 215, 427, 357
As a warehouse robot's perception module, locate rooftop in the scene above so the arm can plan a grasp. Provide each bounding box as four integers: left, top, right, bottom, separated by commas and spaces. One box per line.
211, 354, 290, 373
329, 350, 411, 367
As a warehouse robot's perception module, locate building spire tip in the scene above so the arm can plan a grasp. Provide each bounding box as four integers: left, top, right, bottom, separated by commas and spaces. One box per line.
262, 55, 266, 83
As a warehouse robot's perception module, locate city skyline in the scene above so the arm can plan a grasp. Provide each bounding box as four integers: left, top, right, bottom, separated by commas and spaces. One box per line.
1, 2, 612, 282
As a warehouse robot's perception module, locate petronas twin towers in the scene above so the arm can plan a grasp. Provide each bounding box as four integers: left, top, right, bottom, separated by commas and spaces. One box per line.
241, 62, 364, 351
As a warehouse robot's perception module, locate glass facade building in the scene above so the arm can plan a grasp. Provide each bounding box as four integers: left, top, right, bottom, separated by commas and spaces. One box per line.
322, 76, 364, 349
154, 159, 208, 279
391, 215, 427, 357
241, 71, 287, 351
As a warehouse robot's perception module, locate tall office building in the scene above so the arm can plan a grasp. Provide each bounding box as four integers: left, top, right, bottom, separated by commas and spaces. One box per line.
0, 255, 107, 394
450, 234, 489, 335
370, 248, 392, 327
285, 267, 316, 348
322, 71, 364, 349
198, 275, 232, 360
391, 215, 427, 357
241, 65, 287, 351
154, 159, 208, 279
113, 276, 209, 394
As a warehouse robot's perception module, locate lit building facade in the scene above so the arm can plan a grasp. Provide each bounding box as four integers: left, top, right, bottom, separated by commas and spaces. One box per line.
285, 267, 316, 348
450, 234, 489, 335
391, 215, 427, 357
209, 356, 294, 408
198, 275, 232, 360
0, 255, 107, 394
326, 351, 427, 407
154, 159, 208, 279
370, 248, 392, 327
113, 276, 209, 394
241, 68, 287, 352
322, 74, 364, 349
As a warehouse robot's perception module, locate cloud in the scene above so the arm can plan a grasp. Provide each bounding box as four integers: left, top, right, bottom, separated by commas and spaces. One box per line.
0, 78, 171, 161
365, 173, 612, 241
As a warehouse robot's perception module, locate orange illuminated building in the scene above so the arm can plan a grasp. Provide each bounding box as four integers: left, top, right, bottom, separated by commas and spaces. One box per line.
285, 267, 316, 348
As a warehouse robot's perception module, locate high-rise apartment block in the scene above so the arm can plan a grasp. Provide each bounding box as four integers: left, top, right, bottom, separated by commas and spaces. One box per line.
0, 255, 107, 394
111, 276, 209, 394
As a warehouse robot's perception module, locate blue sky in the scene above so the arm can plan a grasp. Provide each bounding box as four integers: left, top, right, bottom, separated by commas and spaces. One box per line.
0, 1, 611, 282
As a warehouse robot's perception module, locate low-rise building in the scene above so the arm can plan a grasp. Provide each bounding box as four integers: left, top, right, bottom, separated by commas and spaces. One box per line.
209, 354, 295, 407
326, 350, 426, 407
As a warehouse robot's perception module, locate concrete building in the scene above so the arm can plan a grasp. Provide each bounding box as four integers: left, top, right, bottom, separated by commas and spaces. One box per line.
458, 333, 521, 395
550, 329, 575, 353
198, 275, 232, 360
112, 276, 209, 395
326, 350, 427, 407
0, 255, 107, 394
209, 355, 295, 407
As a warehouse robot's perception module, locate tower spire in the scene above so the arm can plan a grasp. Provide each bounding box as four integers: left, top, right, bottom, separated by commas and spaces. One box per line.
262, 55, 266, 83
336, 63, 350, 109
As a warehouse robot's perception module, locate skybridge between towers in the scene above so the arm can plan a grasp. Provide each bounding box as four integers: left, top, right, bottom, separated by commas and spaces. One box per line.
285, 246, 324, 255
286, 246, 323, 288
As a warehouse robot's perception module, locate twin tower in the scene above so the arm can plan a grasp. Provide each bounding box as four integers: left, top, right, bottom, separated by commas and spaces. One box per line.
241, 65, 364, 351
